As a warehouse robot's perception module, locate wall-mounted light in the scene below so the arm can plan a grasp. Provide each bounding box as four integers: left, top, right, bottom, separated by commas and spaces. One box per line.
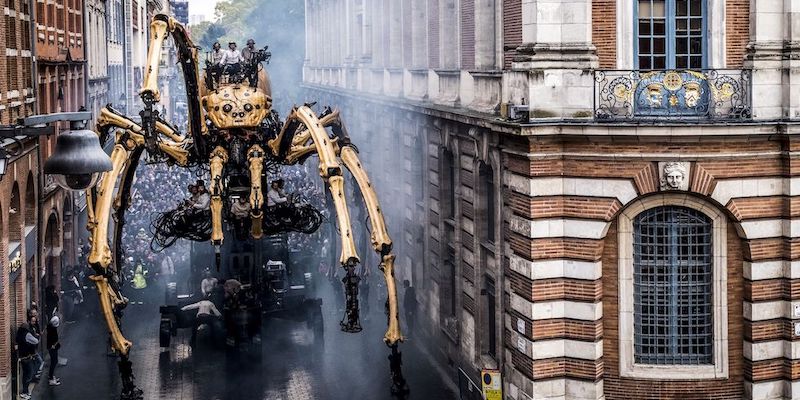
0, 112, 113, 191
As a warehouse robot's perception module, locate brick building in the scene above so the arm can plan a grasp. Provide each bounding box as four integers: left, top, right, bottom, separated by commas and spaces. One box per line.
33, 0, 86, 312
0, 0, 38, 398
304, 1, 800, 399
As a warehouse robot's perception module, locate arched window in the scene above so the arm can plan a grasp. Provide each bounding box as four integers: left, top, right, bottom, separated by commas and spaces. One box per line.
618, 195, 728, 379
633, 206, 713, 364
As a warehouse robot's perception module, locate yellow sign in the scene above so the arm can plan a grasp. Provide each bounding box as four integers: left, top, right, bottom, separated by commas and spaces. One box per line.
481, 369, 502, 400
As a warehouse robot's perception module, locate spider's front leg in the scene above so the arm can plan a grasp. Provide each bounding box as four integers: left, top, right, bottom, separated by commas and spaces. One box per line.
248, 145, 265, 239
209, 146, 229, 267
287, 106, 363, 332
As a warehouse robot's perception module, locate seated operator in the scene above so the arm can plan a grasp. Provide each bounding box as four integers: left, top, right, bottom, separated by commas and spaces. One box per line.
192, 183, 211, 211
231, 197, 251, 219
267, 179, 288, 208
220, 41, 243, 78
181, 298, 222, 347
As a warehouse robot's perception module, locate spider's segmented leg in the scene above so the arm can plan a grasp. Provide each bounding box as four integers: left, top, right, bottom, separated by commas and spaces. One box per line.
209, 146, 229, 267
338, 145, 403, 345
248, 145, 265, 239
289, 106, 363, 332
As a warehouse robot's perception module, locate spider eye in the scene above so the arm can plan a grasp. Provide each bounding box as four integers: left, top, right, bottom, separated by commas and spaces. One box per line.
223, 104, 233, 113
244, 104, 253, 112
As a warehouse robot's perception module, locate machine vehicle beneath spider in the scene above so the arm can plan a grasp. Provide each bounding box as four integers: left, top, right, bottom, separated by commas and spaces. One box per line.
80, 13, 409, 399
158, 235, 324, 356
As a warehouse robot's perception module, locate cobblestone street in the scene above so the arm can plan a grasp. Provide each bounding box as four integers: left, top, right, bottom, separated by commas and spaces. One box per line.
32, 280, 456, 400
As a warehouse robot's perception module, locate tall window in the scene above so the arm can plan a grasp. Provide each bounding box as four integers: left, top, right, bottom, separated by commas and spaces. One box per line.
479, 162, 495, 243
633, 206, 713, 365
636, 0, 706, 70
483, 275, 497, 359
442, 149, 455, 219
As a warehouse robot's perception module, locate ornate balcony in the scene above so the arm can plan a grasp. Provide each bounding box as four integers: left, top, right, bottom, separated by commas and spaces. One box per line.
594, 69, 752, 122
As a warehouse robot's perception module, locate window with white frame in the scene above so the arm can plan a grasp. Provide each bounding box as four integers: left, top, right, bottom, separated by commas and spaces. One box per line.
618, 0, 724, 69
618, 195, 728, 379
636, 0, 706, 70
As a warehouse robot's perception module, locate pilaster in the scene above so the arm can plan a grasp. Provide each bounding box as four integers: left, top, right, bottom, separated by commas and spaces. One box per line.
512, 0, 598, 119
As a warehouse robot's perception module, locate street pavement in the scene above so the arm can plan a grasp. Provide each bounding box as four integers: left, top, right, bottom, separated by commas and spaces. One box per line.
32, 274, 457, 400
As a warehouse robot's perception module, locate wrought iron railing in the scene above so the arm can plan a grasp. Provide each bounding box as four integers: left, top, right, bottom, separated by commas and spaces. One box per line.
594, 69, 752, 121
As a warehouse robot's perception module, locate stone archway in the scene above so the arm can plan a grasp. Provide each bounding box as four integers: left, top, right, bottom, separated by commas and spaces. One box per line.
43, 213, 61, 294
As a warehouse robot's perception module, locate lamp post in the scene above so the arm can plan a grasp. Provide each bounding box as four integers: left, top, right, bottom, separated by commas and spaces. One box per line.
0, 112, 112, 189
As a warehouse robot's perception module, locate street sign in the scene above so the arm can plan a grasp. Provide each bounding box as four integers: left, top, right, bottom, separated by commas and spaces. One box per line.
481, 369, 502, 400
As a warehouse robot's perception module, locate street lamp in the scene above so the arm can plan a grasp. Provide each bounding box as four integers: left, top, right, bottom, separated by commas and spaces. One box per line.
0, 111, 113, 190
43, 117, 112, 191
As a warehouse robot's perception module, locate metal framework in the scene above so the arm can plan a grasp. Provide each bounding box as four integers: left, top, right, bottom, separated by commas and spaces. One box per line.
633, 206, 713, 365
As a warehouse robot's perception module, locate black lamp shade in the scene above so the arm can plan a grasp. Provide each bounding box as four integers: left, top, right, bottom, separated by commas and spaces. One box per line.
44, 128, 112, 176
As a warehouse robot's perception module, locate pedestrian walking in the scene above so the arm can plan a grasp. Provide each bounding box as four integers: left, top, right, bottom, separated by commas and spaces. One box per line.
402, 280, 417, 338
46, 316, 62, 386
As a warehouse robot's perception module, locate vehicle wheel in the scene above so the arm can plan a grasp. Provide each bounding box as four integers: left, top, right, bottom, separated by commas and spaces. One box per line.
310, 302, 324, 342
159, 319, 172, 348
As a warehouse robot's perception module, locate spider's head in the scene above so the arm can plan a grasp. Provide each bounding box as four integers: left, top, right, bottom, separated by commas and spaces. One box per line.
202, 85, 271, 129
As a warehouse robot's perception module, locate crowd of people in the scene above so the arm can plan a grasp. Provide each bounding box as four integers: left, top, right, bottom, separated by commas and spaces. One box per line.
124, 161, 197, 291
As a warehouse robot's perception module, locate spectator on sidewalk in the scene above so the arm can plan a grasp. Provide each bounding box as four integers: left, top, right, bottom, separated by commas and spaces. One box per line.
45, 286, 59, 319
27, 313, 44, 381
402, 280, 417, 338
47, 316, 62, 386
16, 322, 40, 399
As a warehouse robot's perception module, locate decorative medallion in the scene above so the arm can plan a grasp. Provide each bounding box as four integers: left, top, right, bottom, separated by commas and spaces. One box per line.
662, 71, 684, 91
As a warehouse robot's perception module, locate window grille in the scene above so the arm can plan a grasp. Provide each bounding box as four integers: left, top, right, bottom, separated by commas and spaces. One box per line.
633, 206, 713, 365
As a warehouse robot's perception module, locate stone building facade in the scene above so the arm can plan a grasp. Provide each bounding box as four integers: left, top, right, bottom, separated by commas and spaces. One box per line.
304, 1, 800, 399
86, 0, 109, 125
0, 2, 37, 397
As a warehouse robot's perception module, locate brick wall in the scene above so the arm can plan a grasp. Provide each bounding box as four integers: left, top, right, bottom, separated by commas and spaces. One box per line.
592, 0, 616, 69
725, 0, 749, 67
602, 222, 745, 399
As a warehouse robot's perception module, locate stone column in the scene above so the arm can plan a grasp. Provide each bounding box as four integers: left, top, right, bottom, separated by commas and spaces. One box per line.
474, 0, 496, 70
513, 0, 597, 119
386, 0, 404, 96
744, 0, 786, 119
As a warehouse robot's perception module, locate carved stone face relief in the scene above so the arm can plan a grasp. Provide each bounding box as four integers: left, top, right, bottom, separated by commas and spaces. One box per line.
659, 161, 690, 191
